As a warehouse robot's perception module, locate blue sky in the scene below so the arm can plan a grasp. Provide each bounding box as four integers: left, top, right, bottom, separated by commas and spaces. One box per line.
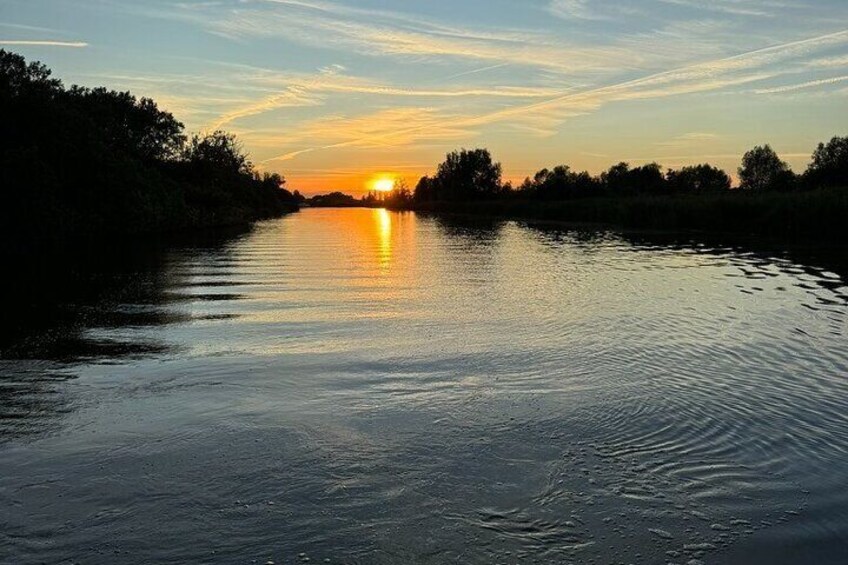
2, 0, 847, 193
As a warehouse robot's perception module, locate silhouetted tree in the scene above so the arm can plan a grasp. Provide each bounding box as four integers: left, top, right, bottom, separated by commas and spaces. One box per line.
381, 178, 413, 208
309, 192, 361, 207
432, 148, 502, 201
67, 86, 186, 163
183, 131, 251, 176
516, 165, 599, 200
630, 163, 666, 193
601, 162, 632, 193
0, 50, 296, 241
0, 49, 62, 99
601, 162, 665, 193
805, 136, 848, 188
414, 176, 436, 202
535, 166, 574, 199
739, 145, 795, 191
666, 164, 731, 192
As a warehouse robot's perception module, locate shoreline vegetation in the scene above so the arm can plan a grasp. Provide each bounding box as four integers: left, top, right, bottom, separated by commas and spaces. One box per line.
314, 146, 848, 243
1, 51, 299, 249
4, 51, 845, 246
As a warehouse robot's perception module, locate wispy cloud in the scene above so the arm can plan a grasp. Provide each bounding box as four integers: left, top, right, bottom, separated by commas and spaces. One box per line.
263, 107, 474, 162
654, 132, 721, 149
548, 0, 604, 20
754, 74, 848, 94
805, 54, 848, 68
267, 29, 848, 161
0, 40, 88, 47
656, 0, 786, 17
0, 22, 66, 34
206, 66, 562, 129
139, 0, 649, 75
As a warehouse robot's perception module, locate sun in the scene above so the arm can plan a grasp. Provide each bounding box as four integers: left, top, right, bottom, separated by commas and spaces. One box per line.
371, 176, 396, 193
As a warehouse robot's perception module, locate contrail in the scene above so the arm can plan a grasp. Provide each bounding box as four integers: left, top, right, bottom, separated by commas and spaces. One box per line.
755, 75, 848, 94
0, 40, 88, 47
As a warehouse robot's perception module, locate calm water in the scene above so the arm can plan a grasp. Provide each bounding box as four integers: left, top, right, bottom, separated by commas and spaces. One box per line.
1, 208, 847, 565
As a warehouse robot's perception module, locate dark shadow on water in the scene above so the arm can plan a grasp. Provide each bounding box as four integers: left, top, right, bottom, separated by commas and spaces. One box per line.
0, 226, 254, 441
427, 212, 506, 246
515, 219, 848, 302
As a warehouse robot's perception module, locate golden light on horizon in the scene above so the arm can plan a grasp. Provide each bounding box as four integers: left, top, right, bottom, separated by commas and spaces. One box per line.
370, 175, 397, 193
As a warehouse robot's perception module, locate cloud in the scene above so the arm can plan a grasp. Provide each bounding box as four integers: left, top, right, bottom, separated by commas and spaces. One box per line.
143, 0, 648, 75
0, 40, 88, 47
654, 132, 721, 149
463, 28, 848, 126
547, 0, 603, 20
210, 88, 321, 130
97, 0, 847, 181
754, 74, 848, 94
656, 0, 784, 17
267, 29, 848, 161
805, 55, 848, 68
262, 107, 474, 162
0, 22, 66, 34
207, 67, 562, 129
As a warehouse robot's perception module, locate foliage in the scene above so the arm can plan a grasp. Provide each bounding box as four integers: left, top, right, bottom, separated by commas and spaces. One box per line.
414, 149, 502, 202
666, 164, 731, 192
402, 138, 845, 241
519, 166, 600, 200
805, 136, 848, 188
0, 50, 297, 243
308, 192, 363, 207
738, 145, 795, 191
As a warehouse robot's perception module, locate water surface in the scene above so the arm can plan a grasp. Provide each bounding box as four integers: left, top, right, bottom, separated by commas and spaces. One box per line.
2, 209, 847, 564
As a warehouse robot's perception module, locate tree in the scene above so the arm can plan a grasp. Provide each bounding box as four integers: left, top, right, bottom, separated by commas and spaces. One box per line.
534, 165, 574, 199
0, 49, 62, 100
66, 86, 186, 163
1, 50, 297, 239
629, 163, 666, 193
388, 178, 413, 206
601, 162, 631, 192
601, 162, 665, 193
183, 131, 252, 177
806, 136, 848, 188
433, 148, 502, 201
516, 165, 598, 200
666, 164, 731, 192
739, 145, 795, 191
414, 176, 436, 203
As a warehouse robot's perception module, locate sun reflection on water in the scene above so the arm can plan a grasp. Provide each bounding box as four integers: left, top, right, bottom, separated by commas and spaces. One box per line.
376, 208, 392, 268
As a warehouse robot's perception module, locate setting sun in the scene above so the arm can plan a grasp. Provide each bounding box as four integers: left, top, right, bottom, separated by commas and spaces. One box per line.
371, 176, 396, 193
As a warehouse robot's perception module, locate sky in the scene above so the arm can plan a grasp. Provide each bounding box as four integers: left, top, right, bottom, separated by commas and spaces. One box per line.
2, 0, 847, 194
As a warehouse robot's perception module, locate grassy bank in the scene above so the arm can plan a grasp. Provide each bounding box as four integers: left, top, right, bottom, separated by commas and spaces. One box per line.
403, 188, 848, 243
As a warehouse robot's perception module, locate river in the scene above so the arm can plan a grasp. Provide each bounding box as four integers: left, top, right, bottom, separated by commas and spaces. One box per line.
1, 208, 847, 564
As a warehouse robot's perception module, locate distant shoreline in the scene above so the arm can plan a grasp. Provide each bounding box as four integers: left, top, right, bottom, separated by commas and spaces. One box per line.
388, 188, 848, 244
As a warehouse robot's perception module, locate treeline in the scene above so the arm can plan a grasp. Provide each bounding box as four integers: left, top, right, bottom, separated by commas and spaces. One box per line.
307, 192, 364, 207
379, 140, 847, 241
406, 141, 846, 204
0, 50, 298, 243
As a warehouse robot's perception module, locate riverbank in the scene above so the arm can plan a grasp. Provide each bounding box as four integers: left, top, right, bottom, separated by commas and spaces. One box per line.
399, 187, 848, 243
1, 49, 299, 247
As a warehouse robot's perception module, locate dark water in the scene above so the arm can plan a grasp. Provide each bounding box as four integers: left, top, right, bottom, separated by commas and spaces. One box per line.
1, 208, 847, 565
